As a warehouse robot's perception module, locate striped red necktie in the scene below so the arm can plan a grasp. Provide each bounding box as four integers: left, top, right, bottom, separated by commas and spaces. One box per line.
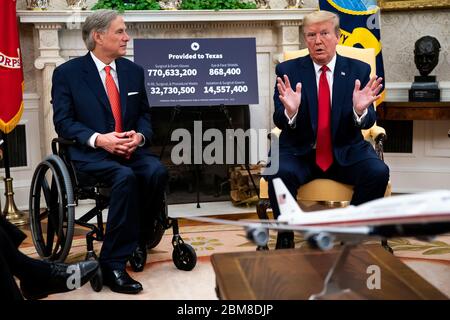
316, 65, 333, 171
104, 65, 123, 133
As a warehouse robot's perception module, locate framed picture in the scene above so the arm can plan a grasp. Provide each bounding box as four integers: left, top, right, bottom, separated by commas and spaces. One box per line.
379, 0, 450, 11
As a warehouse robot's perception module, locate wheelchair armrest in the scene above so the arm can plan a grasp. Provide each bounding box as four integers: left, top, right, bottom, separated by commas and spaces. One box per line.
51, 137, 77, 156
52, 137, 77, 145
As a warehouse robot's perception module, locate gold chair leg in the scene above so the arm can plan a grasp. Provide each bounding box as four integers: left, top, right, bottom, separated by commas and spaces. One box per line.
381, 239, 393, 254
257, 199, 271, 220
256, 199, 271, 251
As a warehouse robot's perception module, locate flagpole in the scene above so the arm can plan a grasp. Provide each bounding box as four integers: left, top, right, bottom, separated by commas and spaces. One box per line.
1, 132, 27, 226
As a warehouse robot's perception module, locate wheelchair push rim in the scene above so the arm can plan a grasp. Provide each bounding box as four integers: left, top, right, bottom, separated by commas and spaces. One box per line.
146, 192, 169, 250
29, 155, 75, 262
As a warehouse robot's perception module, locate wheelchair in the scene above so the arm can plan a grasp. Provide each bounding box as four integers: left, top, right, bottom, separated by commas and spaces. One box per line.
28, 137, 197, 292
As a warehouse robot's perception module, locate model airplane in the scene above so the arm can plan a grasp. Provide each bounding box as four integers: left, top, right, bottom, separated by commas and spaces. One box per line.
189, 178, 450, 250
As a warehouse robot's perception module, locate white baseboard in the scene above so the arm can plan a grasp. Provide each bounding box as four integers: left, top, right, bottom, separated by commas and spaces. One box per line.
73, 200, 255, 223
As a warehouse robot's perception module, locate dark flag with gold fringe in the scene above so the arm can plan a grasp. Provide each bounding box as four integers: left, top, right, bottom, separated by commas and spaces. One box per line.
319, 0, 386, 104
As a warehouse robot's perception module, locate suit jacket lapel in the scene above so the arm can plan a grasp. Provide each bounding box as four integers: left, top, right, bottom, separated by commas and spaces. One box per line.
300, 56, 318, 135
82, 53, 111, 114
331, 54, 348, 139
116, 58, 128, 120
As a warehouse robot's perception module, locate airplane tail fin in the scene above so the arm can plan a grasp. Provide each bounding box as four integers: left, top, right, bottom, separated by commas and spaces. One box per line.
273, 178, 304, 223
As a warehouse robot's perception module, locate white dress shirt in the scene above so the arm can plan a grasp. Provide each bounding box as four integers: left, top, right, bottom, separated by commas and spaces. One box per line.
285, 54, 367, 126
87, 51, 145, 148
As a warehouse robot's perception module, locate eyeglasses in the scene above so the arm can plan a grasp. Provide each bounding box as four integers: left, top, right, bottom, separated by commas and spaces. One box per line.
304, 31, 332, 41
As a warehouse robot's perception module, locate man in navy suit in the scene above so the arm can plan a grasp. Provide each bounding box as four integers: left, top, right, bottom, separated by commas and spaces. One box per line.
0, 215, 99, 300
52, 10, 168, 294
267, 10, 389, 249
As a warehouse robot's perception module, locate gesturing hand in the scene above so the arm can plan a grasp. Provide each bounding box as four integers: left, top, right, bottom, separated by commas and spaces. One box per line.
353, 76, 383, 115
277, 75, 302, 118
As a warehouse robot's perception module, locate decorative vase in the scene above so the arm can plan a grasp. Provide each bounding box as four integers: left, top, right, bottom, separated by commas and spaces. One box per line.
66, 0, 88, 10
26, 0, 50, 10
158, 0, 181, 10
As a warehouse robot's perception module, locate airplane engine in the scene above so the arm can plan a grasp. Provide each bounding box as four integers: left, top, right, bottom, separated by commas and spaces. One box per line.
306, 232, 335, 251
245, 225, 269, 247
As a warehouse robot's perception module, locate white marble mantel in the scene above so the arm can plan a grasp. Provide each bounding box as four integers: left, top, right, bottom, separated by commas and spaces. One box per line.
17, 8, 314, 23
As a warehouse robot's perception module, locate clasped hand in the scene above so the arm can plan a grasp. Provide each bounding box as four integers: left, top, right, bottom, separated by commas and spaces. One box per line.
95, 130, 142, 158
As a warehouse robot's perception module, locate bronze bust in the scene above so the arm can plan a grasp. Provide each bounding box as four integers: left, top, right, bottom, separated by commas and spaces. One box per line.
414, 36, 441, 77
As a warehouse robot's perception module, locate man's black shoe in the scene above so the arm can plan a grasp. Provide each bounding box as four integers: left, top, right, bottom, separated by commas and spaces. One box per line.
129, 245, 147, 272
103, 268, 143, 294
275, 231, 295, 249
20, 260, 99, 300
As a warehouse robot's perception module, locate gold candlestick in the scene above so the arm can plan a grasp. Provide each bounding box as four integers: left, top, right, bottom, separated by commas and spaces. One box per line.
2, 177, 28, 226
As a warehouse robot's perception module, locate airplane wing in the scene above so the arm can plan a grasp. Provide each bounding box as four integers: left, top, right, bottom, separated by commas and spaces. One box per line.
187, 216, 373, 250
188, 216, 371, 235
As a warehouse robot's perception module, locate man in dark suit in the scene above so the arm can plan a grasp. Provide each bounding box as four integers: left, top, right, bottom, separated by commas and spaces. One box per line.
0, 215, 99, 300
51, 10, 168, 294
267, 10, 389, 249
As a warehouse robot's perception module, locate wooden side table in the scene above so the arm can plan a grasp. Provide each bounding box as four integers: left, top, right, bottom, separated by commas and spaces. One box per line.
211, 245, 447, 300
377, 101, 450, 120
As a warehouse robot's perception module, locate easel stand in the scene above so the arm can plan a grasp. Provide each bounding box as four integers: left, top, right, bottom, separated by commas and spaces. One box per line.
160, 106, 202, 208
159, 105, 259, 209
219, 104, 259, 198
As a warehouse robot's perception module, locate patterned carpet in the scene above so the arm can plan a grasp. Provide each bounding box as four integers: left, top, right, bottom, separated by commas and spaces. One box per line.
19, 222, 450, 300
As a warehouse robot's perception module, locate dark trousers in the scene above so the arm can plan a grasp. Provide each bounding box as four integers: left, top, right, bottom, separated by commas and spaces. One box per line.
0, 217, 52, 301
74, 153, 168, 270
0, 223, 23, 301
267, 152, 390, 218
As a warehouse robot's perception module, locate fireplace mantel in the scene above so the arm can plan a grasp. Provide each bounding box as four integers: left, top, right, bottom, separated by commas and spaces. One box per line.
17, 9, 314, 23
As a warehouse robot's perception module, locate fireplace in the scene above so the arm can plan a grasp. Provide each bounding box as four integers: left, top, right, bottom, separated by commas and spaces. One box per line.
149, 105, 250, 205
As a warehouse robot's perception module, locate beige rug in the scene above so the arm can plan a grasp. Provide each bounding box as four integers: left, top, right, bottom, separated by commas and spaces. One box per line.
19, 225, 450, 300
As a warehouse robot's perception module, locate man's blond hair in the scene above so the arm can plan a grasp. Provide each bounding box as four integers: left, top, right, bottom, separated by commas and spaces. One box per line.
303, 10, 340, 36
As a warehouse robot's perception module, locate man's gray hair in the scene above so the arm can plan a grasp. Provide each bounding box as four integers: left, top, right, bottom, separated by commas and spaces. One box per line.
82, 9, 120, 51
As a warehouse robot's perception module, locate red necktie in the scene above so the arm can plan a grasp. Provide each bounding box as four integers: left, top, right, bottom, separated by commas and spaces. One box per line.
104, 66, 123, 132
316, 65, 333, 171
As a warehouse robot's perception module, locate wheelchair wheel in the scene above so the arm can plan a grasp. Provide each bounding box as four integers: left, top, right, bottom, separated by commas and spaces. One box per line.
172, 243, 197, 271
29, 155, 75, 262
147, 220, 166, 249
